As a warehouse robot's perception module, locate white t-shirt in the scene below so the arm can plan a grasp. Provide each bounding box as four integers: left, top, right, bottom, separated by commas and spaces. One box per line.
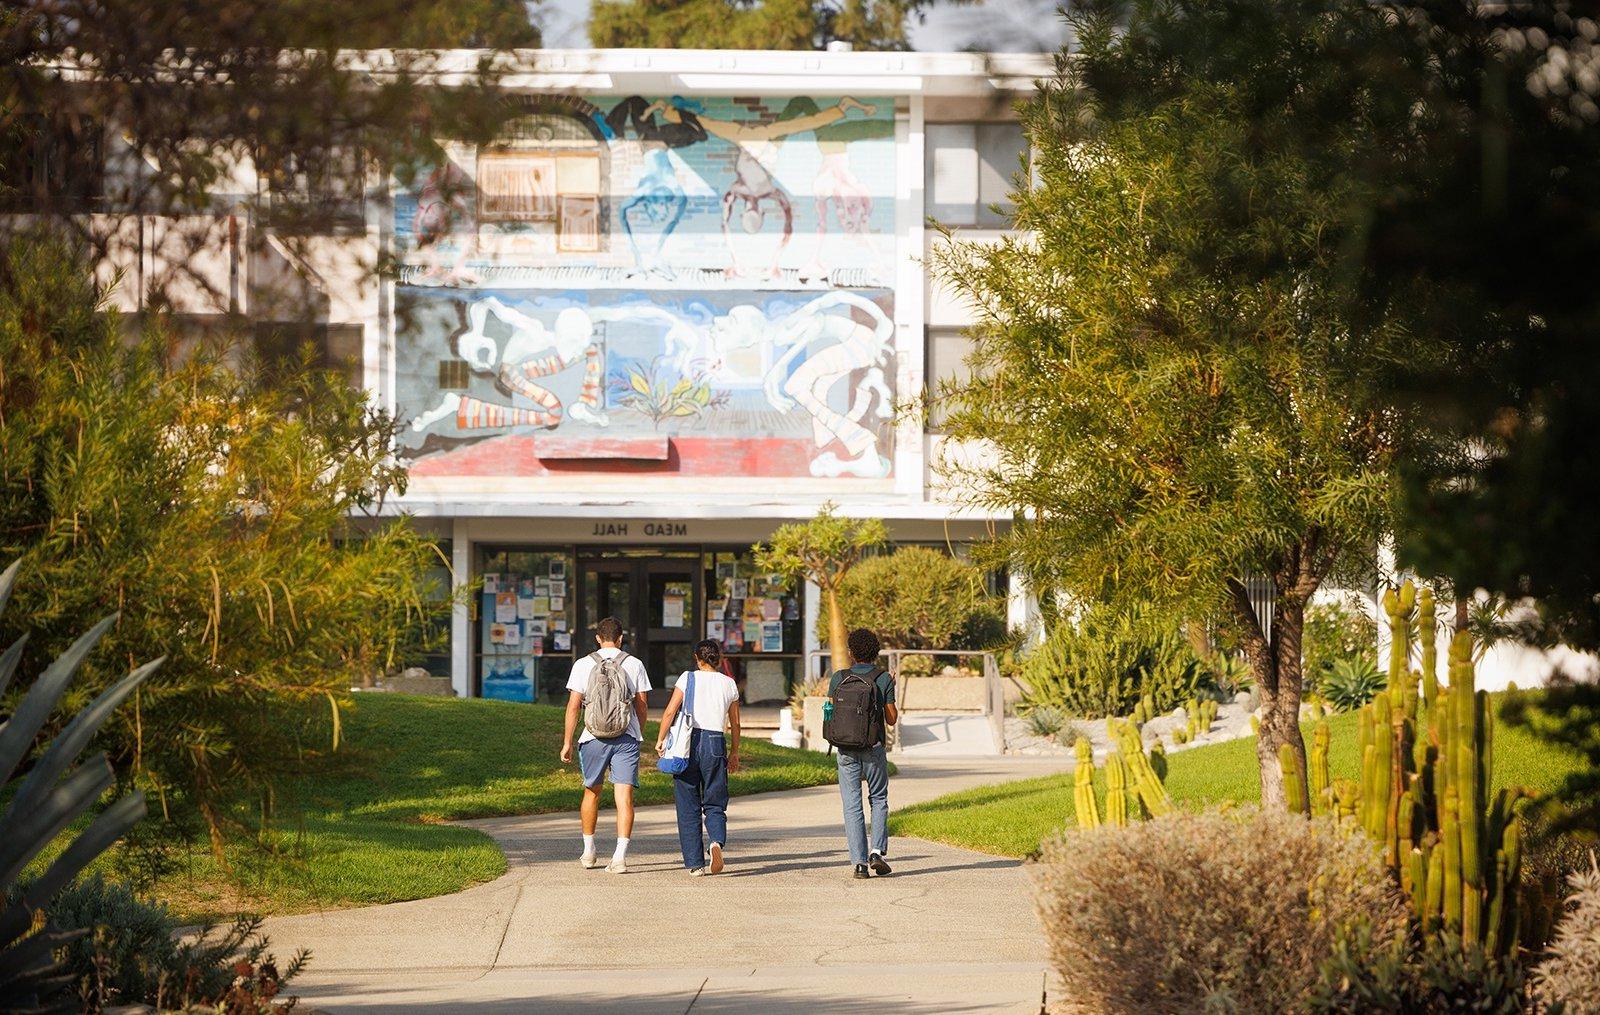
566, 648, 652, 742
672, 670, 740, 732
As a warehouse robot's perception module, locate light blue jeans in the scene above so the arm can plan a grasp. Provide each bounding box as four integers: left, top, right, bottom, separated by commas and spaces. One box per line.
836, 743, 889, 865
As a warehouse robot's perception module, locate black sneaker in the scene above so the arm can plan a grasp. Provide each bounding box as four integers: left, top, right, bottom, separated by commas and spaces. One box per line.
869, 852, 892, 876
853, 863, 871, 879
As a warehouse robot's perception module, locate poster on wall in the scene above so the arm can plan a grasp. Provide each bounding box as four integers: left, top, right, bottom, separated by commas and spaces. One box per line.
663, 596, 684, 629
552, 631, 571, 652
706, 619, 725, 641
391, 93, 900, 483
495, 592, 517, 623
760, 621, 784, 653
483, 656, 534, 703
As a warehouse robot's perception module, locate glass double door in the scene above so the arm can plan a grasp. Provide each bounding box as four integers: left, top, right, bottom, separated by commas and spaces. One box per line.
578, 553, 699, 706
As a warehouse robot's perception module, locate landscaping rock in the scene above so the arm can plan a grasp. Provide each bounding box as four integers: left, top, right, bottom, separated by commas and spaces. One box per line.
1005, 696, 1259, 759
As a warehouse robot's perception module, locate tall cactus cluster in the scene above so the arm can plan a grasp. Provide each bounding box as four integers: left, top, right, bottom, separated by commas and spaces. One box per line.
1075, 719, 1174, 829
1288, 580, 1530, 960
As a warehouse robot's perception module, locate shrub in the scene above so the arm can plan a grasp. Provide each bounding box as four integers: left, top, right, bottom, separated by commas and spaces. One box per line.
827, 546, 1001, 650
1033, 807, 1406, 1013
1303, 594, 1379, 692
1311, 929, 1537, 1014
1320, 656, 1386, 712
1020, 605, 1200, 719
44, 876, 307, 1013
1535, 853, 1600, 1013
1023, 706, 1067, 739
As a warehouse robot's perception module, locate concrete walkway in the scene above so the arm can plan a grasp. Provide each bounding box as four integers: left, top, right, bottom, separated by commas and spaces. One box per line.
267, 756, 1072, 1014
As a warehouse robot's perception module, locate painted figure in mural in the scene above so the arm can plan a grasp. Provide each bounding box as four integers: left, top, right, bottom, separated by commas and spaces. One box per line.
786, 99, 895, 283
411, 161, 480, 286
600, 96, 709, 280
658, 96, 877, 280
712, 292, 895, 478
411, 297, 610, 434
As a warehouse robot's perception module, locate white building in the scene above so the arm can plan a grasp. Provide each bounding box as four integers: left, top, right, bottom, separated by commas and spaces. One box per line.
27, 48, 1049, 703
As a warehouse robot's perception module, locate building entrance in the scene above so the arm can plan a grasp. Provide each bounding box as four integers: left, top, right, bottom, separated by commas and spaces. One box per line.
578, 550, 700, 706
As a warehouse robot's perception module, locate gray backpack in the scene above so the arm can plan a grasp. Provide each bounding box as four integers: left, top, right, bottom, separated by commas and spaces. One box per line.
583, 651, 635, 739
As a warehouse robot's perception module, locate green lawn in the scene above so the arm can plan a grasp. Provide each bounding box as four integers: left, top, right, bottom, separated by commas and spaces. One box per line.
890, 698, 1590, 858
129, 694, 842, 919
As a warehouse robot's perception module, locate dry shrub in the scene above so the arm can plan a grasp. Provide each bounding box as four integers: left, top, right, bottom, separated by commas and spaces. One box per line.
1536, 852, 1600, 1014
1033, 807, 1406, 1014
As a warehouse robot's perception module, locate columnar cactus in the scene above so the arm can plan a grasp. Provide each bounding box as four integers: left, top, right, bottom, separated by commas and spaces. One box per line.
1104, 751, 1129, 827
1110, 719, 1173, 818
1074, 736, 1100, 830
1309, 719, 1331, 816
1418, 585, 1439, 707
1289, 582, 1527, 961
1280, 743, 1308, 815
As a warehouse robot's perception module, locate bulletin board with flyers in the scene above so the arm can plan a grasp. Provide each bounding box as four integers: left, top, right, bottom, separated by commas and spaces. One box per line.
702, 549, 804, 705
476, 547, 575, 703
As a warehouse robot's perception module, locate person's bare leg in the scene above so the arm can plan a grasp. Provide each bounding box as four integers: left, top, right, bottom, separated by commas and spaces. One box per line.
581, 786, 601, 835
614, 784, 635, 838
607, 784, 635, 873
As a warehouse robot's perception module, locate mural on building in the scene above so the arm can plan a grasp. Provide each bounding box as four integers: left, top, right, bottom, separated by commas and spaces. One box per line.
393, 93, 898, 480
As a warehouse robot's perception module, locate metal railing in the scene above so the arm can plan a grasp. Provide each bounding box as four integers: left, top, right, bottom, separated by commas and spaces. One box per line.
804, 648, 1006, 754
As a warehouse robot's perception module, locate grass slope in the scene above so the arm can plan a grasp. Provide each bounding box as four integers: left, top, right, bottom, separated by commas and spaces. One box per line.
890, 699, 1589, 858
135, 694, 841, 919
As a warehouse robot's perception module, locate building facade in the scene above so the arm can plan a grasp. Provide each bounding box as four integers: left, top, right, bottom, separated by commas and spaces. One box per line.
349, 49, 1051, 702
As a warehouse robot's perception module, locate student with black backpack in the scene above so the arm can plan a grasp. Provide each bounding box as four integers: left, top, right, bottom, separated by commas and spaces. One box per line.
824, 627, 897, 879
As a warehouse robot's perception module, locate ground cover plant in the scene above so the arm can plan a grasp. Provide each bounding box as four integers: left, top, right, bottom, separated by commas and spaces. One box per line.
890, 697, 1586, 859
93, 694, 843, 920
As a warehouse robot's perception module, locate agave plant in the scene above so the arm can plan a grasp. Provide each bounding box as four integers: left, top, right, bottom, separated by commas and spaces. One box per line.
1321, 655, 1386, 712
0, 560, 161, 1012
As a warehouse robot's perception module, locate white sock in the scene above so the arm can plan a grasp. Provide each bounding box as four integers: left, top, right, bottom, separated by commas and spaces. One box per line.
613, 837, 630, 862
582, 834, 595, 857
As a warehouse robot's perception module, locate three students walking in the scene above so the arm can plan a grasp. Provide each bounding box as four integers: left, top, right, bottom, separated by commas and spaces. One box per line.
561, 617, 895, 878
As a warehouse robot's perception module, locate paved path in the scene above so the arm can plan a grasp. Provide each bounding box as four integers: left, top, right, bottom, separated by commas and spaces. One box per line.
268, 756, 1072, 1014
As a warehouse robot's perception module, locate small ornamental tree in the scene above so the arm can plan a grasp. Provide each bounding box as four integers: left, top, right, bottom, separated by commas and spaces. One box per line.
827, 546, 999, 651
755, 504, 886, 672
930, 2, 1443, 807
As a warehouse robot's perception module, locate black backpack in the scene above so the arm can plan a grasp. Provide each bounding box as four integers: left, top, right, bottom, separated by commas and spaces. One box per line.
824, 667, 884, 750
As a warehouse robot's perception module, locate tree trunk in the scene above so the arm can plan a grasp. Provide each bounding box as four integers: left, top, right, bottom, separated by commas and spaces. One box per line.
826, 585, 849, 674
1229, 578, 1310, 811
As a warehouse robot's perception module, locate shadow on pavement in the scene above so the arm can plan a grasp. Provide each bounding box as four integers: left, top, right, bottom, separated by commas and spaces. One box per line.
297, 984, 1021, 1014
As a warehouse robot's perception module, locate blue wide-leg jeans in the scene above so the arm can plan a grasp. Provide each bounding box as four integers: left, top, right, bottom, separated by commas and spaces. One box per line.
672, 728, 729, 870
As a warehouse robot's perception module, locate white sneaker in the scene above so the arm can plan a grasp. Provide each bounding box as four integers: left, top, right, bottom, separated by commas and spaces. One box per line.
580, 852, 598, 869
709, 842, 724, 875
689, 867, 706, 877
605, 859, 629, 874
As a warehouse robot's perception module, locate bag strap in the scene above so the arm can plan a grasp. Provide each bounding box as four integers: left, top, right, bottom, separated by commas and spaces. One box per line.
685, 671, 696, 722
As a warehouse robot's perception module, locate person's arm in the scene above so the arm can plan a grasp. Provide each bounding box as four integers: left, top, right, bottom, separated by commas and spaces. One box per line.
634, 691, 650, 746
560, 690, 582, 764
655, 688, 685, 753
882, 674, 898, 728
727, 699, 742, 774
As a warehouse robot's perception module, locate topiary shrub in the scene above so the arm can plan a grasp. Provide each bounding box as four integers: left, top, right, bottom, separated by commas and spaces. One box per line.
1033, 807, 1407, 1013
1535, 853, 1600, 1013
827, 546, 1001, 651
1020, 604, 1200, 718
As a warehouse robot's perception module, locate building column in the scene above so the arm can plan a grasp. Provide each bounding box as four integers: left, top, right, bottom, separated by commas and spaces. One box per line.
1007, 570, 1040, 645
803, 578, 822, 682
451, 517, 472, 698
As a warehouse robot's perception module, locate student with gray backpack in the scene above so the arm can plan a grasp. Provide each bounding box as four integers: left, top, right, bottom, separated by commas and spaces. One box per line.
560, 616, 652, 873
824, 627, 897, 879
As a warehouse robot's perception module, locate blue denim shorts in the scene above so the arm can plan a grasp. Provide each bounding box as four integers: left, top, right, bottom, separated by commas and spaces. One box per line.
579, 736, 640, 788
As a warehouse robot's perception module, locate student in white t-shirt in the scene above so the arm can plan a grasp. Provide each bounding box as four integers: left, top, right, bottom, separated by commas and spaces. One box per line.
560, 617, 652, 873
654, 639, 741, 875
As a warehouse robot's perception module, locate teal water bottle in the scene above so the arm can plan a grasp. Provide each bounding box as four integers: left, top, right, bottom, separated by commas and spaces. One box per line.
822, 699, 834, 722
